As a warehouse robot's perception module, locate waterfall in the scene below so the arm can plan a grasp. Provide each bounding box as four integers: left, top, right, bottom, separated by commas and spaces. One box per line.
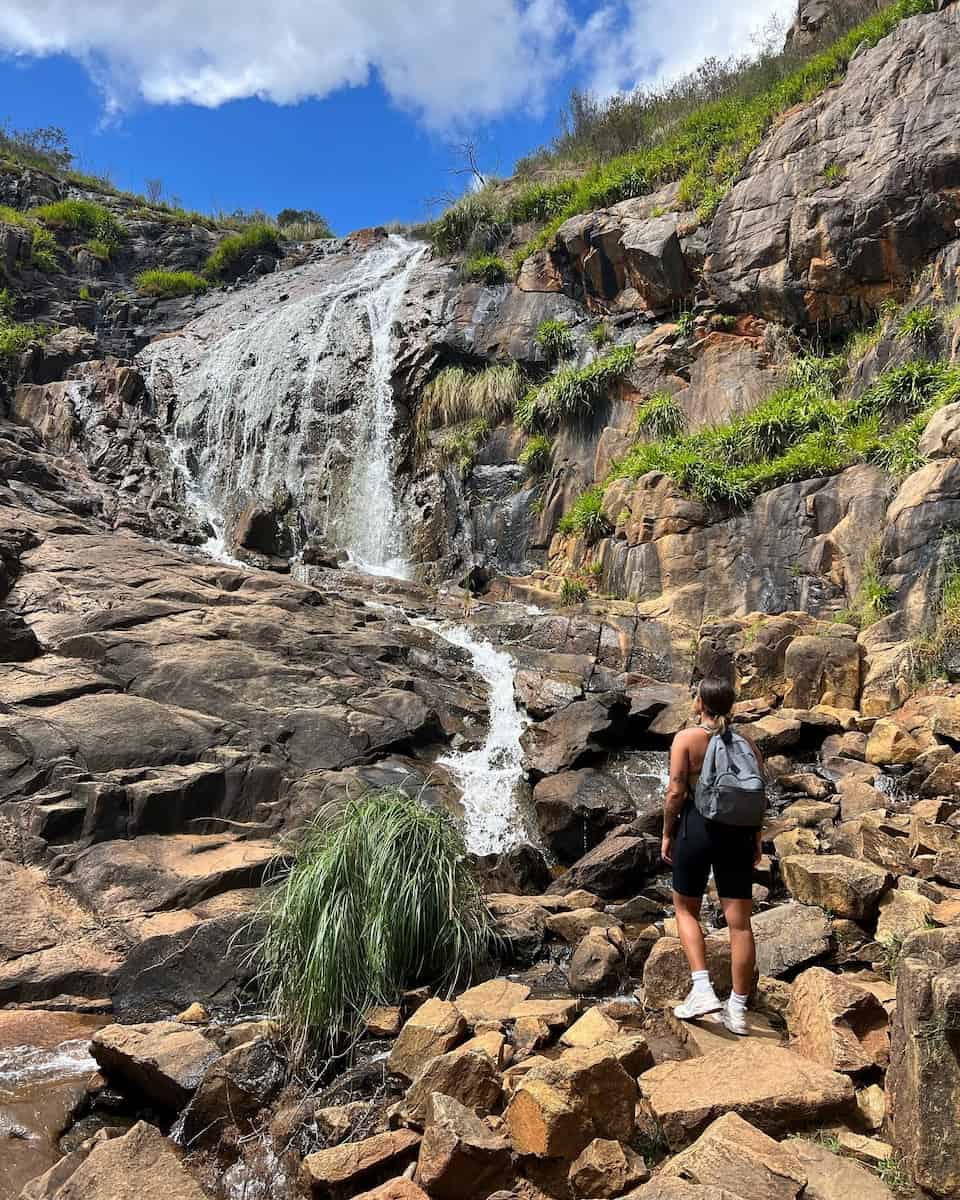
142, 235, 426, 574
426, 622, 529, 856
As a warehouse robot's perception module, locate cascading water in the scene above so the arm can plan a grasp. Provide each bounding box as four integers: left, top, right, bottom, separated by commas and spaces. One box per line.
142, 235, 426, 575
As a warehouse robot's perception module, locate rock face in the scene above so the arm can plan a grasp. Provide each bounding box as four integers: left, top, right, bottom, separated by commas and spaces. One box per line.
887, 926, 960, 1198
301, 1130, 422, 1198
707, 7, 960, 326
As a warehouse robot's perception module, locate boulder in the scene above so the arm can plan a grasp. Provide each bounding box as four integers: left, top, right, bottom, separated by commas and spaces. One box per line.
560, 1006, 621, 1048
638, 1042, 854, 1148
91, 1022, 221, 1111
783, 636, 860, 711
660, 1112, 805, 1200
752, 904, 832, 978
642, 935, 731, 1008
786, 967, 889, 1075
568, 926, 626, 995
388, 999, 467, 1080
837, 778, 887, 821
352, 1184, 429, 1200
876, 888, 936, 941
301, 1130, 422, 1198
533, 769, 635, 862
402, 1047, 503, 1127
415, 1093, 512, 1200
789, 1137, 895, 1200
522, 697, 624, 777
505, 1043, 638, 1159
887, 926, 960, 1199
178, 1036, 285, 1143
32, 1121, 207, 1200
454, 979, 531, 1026
546, 908, 622, 944
781, 855, 890, 920
568, 1137, 649, 1198
549, 835, 660, 900
865, 720, 922, 767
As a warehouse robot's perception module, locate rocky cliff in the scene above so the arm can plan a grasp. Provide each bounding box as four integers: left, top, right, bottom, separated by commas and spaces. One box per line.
3, 3, 960, 1200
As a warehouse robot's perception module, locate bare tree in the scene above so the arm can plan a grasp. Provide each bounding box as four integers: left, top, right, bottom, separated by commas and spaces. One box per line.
145, 177, 163, 205
450, 140, 488, 191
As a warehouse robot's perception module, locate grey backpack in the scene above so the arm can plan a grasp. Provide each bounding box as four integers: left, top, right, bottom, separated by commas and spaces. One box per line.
695, 730, 766, 828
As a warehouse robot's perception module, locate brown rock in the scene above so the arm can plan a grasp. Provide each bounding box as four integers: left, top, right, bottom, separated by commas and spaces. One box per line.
179, 1036, 284, 1143
416, 1093, 512, 1200
752, 904, 832, 978
779, 800, 837, 828
865, 720, 921, 767
783, 635, 860, 711
352, 1183, 429, 1200
546, 908, 622, 944
388, 999, 466, 1080
454, 979, 531, 1026
568, 926, 625, 995
638, 1042, 854, 1148
789, 1137, 895, 1200
402, 1047, 503, 1127
642, 935, 731, 1008
837, 778, 887, 821
781, 855, 890, 920
549, 835, 660, 900
786, 967, 889, 1075
568, 1138, 649, 1198
778, 773, 833, 801
301, 1130, 421, 1198
366, 1007, 402, 1038
560, 1007, 620, 1048
91, 1022, 220, 1111
505, 1043, 637, 1159
660, 1112, 805, 1200
876, 888, 936, 941
834, 1130, 893, 1167
773, 827, 820, 859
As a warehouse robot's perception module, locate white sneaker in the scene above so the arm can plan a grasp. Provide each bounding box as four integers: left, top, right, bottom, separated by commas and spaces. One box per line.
673, 987, 722, 1020
722, 998, 750, 1036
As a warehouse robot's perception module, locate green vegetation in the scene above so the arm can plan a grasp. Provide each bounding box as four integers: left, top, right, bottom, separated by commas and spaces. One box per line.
845, 313, 888, 363
675, 310, 696, 338
203, 223, 281, 280
0, 204, 33, 229
558, 486, 612, 542
460, 254, 509, 284
437, 417, 491, 475
31, 199, 125, 247
79, 285, 91, 301
601, 358, 960, 511
84, 238, 113, 262
276, 208, 334, 240
0, 289, 45, 360
518, 434, 553, 474
877, 932, 906, 982
635, 390, 685, 439
428, 192, 511, 256
559, 577, 589, 605
255, 787, 493, 1061
590, 322, 612, 346
522, 344, 634, 429
584, 561, 603, 580
876, 1155, 910, 1194
838, 544, 895, 628
823, 161, 846, 185
535, 318, 574, 362
416, 362, 525, 445
899, 303, 940, 343
912, 537, 960, 681
30, 226, 58, 272
135, 269, 209, 298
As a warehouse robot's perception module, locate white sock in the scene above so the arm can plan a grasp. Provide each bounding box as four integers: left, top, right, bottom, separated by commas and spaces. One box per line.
729, 990, 749, 1011
691, 970, 715, 995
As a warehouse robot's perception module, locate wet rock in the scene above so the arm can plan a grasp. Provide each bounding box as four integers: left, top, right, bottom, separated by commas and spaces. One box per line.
887, 926, 960, 1199
548, 834, 660, 900
660, 1112, 805, 1200
532, 769, 635, 862
91, 1022, 221, 1111
568, 926, 626, 995
415, 1093, 512, 1200
505, 1043, 638, 1159
472, 844, 553, 896
787, 967, 889, 1075
388, 999, 467, 1081
301, 1130, 422, 1199
178, 1036, 285, 1143
547, 908, 622, 945
522, 696, 627, 777
639, 1043, 854, 1148
568, 1137, 649, 1198
781, 855, 890, 920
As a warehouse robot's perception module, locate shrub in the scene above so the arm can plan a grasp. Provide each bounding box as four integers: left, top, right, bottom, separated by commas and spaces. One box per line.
31, 199, 124, 246
30, 226, 58, 272
558, 486, 612, 542
427, 192, 510, 256
135, 269, 209, 298
518, 434, 552, 474
417, 362, 525, 443
84, 238, 113, 262
899, 304, 940, 344
675, 310, 696, 338
529, 344, 634, 427
203, 223, 281, 280
635, 390, 685, 439
254, 787, 494, 1061
535, 318, 574, 362
277, 208, 334, 239
559, 577, 589, 605
461, 254, 509, 284
0, 290, 45, 359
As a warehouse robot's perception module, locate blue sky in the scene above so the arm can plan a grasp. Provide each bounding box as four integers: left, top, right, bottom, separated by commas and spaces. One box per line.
0, 1, 790, 235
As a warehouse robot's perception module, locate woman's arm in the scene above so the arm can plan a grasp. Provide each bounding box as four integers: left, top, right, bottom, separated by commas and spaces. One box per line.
661, 734, 689, 864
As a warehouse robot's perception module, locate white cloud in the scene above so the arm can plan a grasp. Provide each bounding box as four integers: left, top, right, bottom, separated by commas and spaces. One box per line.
0, 0, 792, 127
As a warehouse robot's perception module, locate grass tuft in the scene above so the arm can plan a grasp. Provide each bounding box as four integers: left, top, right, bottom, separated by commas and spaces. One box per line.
559, 577, 590, 605
526, 344, 634, 428
535, 318, 574, 362
558, 486, 612, 543
0, 288, 45, 360
417, 362, 525, 445
31, 199, 124, 246
899, 304, 940, 344
135, 269, 209, 298
461, 254, 509, 284
635, 390, 685, 439
253, 787, 494, 1063
203, 223, 281, 280
518, 434, 553, 474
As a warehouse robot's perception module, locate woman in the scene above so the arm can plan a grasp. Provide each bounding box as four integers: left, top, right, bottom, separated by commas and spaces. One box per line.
661, 677, 764, 1036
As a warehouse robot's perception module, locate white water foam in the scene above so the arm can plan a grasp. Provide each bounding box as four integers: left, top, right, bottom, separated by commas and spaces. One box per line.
0, 1040, 97, 1098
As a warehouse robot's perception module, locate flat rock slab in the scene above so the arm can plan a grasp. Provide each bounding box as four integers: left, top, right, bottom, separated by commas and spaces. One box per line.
639, 1042, 854, 1149
92, 1022, 221, 1111
781, 855, 890, 920
301, 1130, 422, 1197
790, 1138, 895, 1200
665, 1009, 781, 1057
661, 1112, 805, 1200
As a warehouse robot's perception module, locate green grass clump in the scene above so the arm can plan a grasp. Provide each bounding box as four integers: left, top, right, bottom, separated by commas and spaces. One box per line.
535, 318, 574, 362
508, 0, 934, 271
254, 787, 493, 1062
31, 199, 124, 246
559, 577, 590, 605
590, 322, 612, 346
0, 204, 33, 229
428, 191, 510, 256
0, 289, 45, 360
30, 226, 58, 272
79, 285, 91, 301
135, 269, 209, 298
84, 238, 113, 262
843, 544, 895, 628
635, 390, 685, 439
899, 303, 940, 343
437, 417, 490, 475
675, 310, 696, 337
526, 344, 634, 427
558, 486, 612, 542
461, 254, 509, 284
417, 362, 525, 444
518, 434, 552, 474
203, 223, 280, 280
823, 161, 846, 185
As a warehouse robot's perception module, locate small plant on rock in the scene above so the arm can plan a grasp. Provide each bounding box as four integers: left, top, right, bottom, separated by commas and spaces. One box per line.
558, 486, 613, 543
535, 318, 574, 362
135, 269, 209, 298
460, 254, 509, 284
899, 304, 940, 344
675, 309, 696, 337
31, 199, 124, 247
635, 390, 685, 440
203, 223, 280, 281
559, 577, 589, 605
590, 322, 612, 347
823, 161, 846, 185
518, 434, 552, 474
30, 226, 58, 272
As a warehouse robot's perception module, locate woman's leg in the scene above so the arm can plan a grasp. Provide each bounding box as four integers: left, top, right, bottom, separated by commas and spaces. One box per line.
720, 896, 756, 996
673, 891, 708, 973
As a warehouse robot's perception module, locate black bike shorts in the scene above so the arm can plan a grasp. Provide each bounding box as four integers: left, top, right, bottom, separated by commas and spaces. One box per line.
672, 801, 756, 901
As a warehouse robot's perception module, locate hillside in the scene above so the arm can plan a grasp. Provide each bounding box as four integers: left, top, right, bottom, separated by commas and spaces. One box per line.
1, 2, 960, 1200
